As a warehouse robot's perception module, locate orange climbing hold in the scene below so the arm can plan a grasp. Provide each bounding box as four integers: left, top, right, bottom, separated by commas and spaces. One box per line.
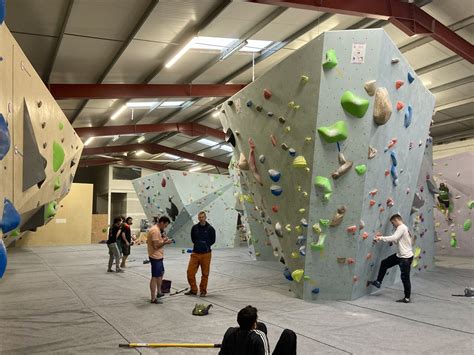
385, 170, 390, 176
396, 101, 405, 111
395, 80, 404, 89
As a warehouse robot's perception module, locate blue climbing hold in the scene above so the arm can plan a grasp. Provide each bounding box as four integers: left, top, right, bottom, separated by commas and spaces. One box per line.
283, 267, 293, 281
0, 113, 11, 160
246, 100, 253, 107
270, 185, 283, 196
312, 288, 320, 294
268, 169, 281, 182
0, 0, 5, 24
390, 151, 398, 166
288, 148, 296, 157
404, 105, 413, 128
0, 199, 21, 233
0, 240, 6, 279
407, 72, 415, 84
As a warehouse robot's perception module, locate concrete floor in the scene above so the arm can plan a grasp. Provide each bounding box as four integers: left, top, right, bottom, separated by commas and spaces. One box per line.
0, 245, 472, 355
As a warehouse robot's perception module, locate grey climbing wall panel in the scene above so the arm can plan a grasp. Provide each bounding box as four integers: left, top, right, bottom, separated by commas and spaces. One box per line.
220, 29, 435, 301
133, 170, 238, 249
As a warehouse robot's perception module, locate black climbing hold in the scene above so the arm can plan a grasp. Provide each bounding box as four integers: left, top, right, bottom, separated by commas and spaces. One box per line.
225, 128, 236, 147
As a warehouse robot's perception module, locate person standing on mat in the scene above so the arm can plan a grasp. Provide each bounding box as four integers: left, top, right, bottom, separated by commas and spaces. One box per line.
147, 216, 172, 304
219, 305, 297, 355
120, 217, 133, 268
368, 213, 414, 303
185, 211, 215, 297
107, 217, 124, 273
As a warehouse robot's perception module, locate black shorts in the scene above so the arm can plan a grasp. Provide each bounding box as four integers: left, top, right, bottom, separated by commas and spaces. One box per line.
437, 197, 449, 209
150, 257, 164, 277
122, 243, 130, 256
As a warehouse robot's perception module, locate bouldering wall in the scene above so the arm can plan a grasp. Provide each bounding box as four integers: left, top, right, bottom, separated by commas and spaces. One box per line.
0, 21, 83, 278
219, 29, 435, 301
433, 152, 474, 257
133, 170, 238, 249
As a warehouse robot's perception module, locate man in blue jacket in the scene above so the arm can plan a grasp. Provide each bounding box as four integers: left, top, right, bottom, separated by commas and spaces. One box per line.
185, 211, 216, 297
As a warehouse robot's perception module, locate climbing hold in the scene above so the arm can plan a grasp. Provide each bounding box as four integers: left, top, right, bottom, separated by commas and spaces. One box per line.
312, 288, 320, 294
52, 141, 65, 172
390, 165, 398, 186
317, 120, 348, 143
395, 80, 404, 90
300, 218, 308, 227
263, 89, 272, 99
295, 225, 302, 234
288, 101, 296, 109
278, 116, 286, 124
270, 185, 283, 196
0, 113, 11, 160
314, 176, 332, 201
390, 151, 398, 166
304, 137, 312, 143
283, 267, 293, 281
364, 80, 376, 96
161, 177, 166, 188
270, 135, 277, 146
346, 225, 357, 234
386, 138, 397, 150
386, 198, 394, 207
322, 48, 338, 70
396, 101, 405, 111
369, 200, 376, 207
337, 257, 346, 264
407, 72, 415, 84
359, 220, 365, 230
330, 206, 346, 227
369, 189, 378, 196
54, 176, 61, 191
373, 87, 392, 125
0, 199, 21, 233
391, 58, 400, 64
353, 276, 359, 283
256, 105, 263, 112
290, 251, 299, 259
44, 201, 58, 220
285, 224, 292, 232
275, 222, 283, 238
259, 154, 265, 163
331, 153, 353, 180
246, 100, 253, 107
319, 219, 330, 227
227, 100, 233, 106
248, 138, 263, 185
284, 126, 291, 133
288, 148, 296, 157
272, 205, 279, 213
293, 156, 307, 168
0, 240, 6, 279
464, 219, 472, 231
355, 164, 367, 175
404, 105, 413, 128
298, 208, 305, 214
362, 232, 369, 240
312, 223, 321, 234
340, 91, 369, 118
238, 153, 249, 170
301, 75, 309, 83
468, 201, 474, 209
365, 252, 372, 260
368, 146, 377, 159
267, 112, 274, 117
268, 169, 281, 182
311, 234, 326, 251
299, 246, 306, 256
281, 143, 289, 150
450, 237, 457, 248
291, 269, 304, 282
346, 258, 355, 265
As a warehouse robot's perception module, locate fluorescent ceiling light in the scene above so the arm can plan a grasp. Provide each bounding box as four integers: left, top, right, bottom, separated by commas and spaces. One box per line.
136, 150, 145, 156
219, 145, 233, 152
111, 135, 120, 142
163, 153, 180, 160
189, 166, 202, 173
219, 40, 248, 61
181, 158, 193, 162
165, 37, 196, 68
198, 138, 218, 146
111, 105, 127, 120
84, 137, 94, 146
126, 101, 159, 108
160, 100, 186, 107
137, 136, 145, 143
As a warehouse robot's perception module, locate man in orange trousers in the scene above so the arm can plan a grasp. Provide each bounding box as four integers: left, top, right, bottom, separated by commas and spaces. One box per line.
185, 211, 216, 297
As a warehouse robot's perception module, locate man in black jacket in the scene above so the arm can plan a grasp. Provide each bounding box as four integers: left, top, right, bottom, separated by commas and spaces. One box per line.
219, 305, 297, 355
185, 211, 215, 297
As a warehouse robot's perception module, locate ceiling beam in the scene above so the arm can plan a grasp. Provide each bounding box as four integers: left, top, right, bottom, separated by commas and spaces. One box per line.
49, 83, 245, 99
415, 55, 462, 75
429, 75, 474, 94
75, 122, 225, 140
435, 97, 473, 111
82, 143, 228, 169
79, 158, 166, 171
431, 114, 474, 129
432, 129, 474, 144
249, 0, 474, 63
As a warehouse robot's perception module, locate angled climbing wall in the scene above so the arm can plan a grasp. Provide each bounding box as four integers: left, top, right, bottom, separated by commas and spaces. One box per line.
0, 23, 83, 278
133, 170, 238, 249
220, 29, 435, 301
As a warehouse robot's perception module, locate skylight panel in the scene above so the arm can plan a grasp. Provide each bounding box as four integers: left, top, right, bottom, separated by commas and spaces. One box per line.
240, 40, 274, 52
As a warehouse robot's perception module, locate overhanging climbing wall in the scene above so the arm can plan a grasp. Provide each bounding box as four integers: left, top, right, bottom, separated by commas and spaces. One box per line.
220, 29, 435, 301
0, 23, 83, 278
133, 170, 238, 249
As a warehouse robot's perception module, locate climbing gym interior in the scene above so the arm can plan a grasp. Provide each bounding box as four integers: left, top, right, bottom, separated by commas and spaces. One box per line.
0, 1, 472, 354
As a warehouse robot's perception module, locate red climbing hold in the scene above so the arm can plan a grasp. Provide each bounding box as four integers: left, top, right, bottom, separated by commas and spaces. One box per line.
386, 198, 394, 207
369, 199, 376, 207
385, 170, 390, 176
362, 232, 369, 239
270, 134, 277, 147
369, 189, 378, 196
346, 225, 357, 233
347, 258, 355, 265
272, 205, 279, 213
395, 80, 404, 89
396, 101, 405, 111
263, 89, 272, 100
387, 138, 397, 149
161, 177, 166, 187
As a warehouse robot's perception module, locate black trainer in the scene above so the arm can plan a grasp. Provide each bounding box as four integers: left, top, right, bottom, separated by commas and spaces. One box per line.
396, 298, 410, 303
156, 293, 165, 298
368, 280, 381, 288
184, 290, 197, 296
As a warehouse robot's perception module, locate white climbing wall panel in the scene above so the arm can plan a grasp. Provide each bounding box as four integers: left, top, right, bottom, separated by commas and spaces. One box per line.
0, 24, 83, 277
220, 29, 435, 301
133, 170, 238, 249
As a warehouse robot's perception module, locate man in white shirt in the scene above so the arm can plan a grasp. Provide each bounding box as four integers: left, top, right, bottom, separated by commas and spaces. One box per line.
368, 213, 414, 303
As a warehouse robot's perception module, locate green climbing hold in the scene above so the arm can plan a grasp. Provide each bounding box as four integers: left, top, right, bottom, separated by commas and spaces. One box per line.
464, 219, 472, 232
340, 91, 369, 118
54, 176, 61, 191
319, 219, 330, 227
52, 141, 65, 172
322, 49, 338, 70
303, 275, 311, 281
10, 228, 20, 237
58, 122, 64, 130
468, 200, 474, 209
355, 164, 367, 175
450, 237, 457, 248
314, 176, 332, 194
44, 201, 58, 220
317, 120, 348, 143
291, 269, 304, 282
311, 233, 326, 251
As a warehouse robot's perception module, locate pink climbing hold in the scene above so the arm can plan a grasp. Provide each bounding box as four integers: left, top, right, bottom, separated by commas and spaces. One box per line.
369, 199, 376, 207
396, 101, 405, 111
346, 225, 357, 233
263, 89, 272, 100
248, 138, 263, 186
161, 177, 166, 187
387, 138, 397, 149
270, 134, 277, 147
369, 189, 378, 196
395, 80, 404, 89
347, 258, 355, 265
384, 170, 390, 176
362, 232, 369, 240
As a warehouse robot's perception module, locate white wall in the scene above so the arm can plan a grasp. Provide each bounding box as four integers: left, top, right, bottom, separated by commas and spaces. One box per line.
433, 138, 474, 159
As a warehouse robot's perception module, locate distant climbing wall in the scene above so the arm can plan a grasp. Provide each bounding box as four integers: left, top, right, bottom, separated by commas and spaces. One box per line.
0, 22, 83, 278
433, 152, 473, 257
133, 170, 238, 249
220, 29, 435, 301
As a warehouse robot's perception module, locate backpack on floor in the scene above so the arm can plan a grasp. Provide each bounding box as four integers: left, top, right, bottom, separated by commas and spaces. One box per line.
192, 304, 212, 316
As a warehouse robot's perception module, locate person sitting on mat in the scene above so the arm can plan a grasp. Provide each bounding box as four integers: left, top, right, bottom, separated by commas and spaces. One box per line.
368, 213, 414, 304
219, 305, 297, 355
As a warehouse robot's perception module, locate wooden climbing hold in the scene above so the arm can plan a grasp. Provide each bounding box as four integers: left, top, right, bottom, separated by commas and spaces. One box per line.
263, 89, 272, 100
364, 80, 376, 96
373, 87, 392, 125
368, 145, 377, 159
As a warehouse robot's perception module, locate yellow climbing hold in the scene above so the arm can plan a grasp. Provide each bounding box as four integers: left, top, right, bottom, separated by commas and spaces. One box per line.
312, 223, 322, 234
295, 225, 302, 234
291, 269, 304, 282
414, 246, 421, 258
299, 208, 306, 213
293, 156, 307, 168
285, 224, 292, 232
290, 251, 299, 259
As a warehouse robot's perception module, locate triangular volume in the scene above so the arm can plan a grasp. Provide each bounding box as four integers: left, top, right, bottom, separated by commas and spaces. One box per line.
22, 99, 47, 191
19, 205, 46, 232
